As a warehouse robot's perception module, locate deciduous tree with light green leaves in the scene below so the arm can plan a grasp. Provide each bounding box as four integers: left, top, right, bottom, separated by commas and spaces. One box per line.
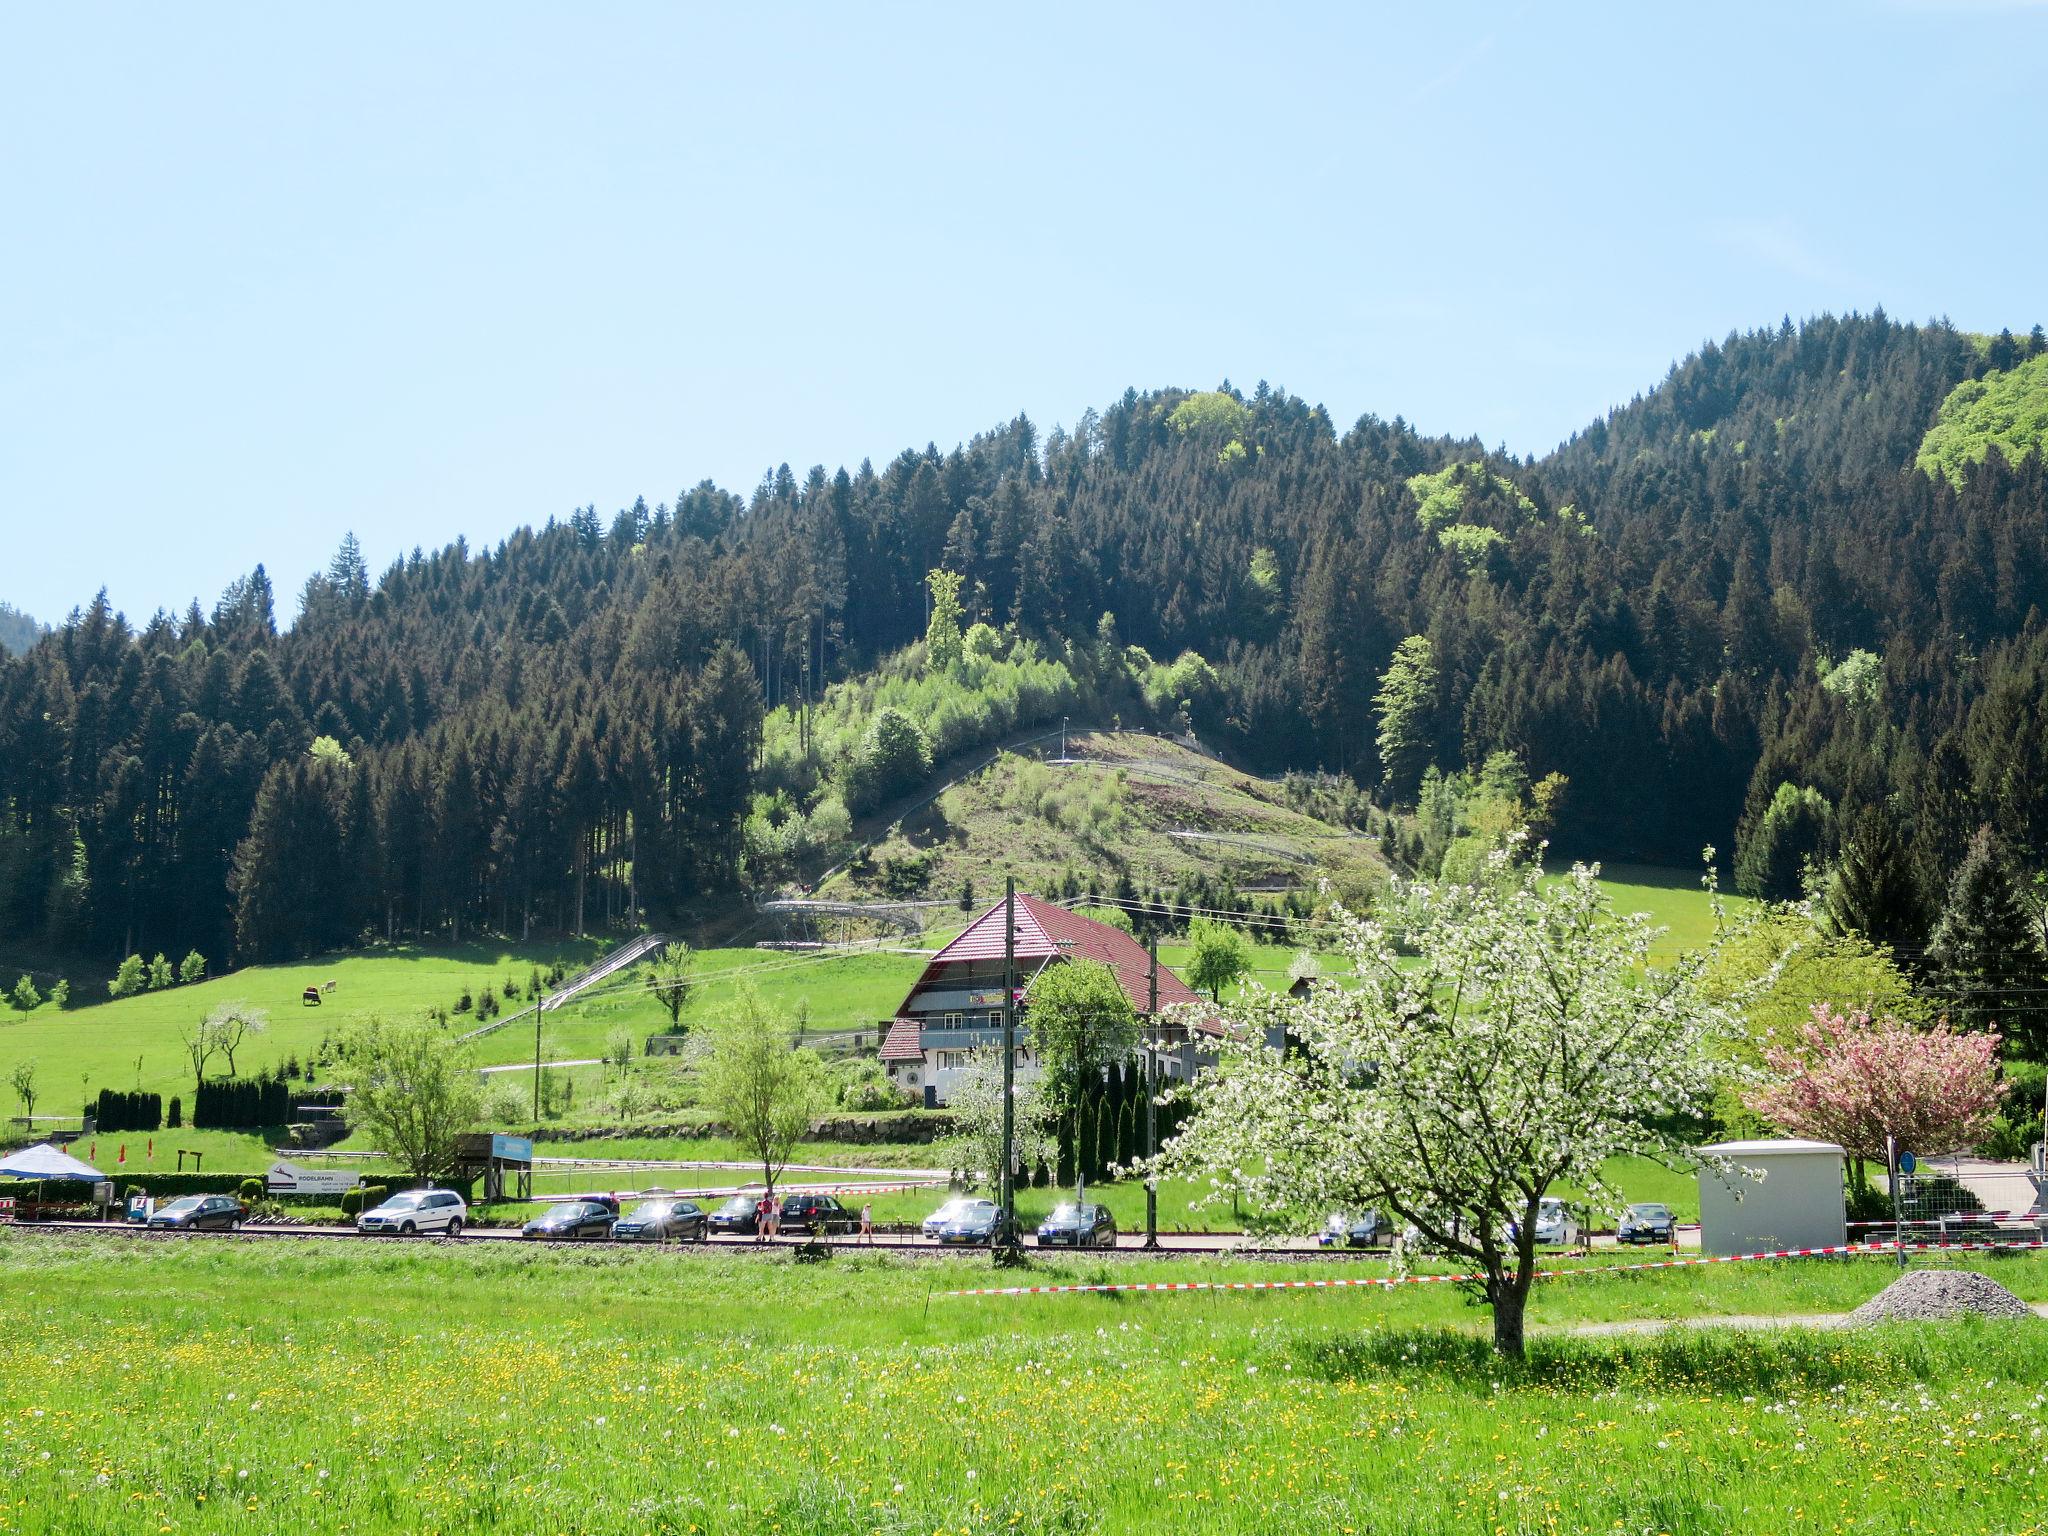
1185, 917, 1251, 1001
924, 568, 965, 673
1024, 957, 1138, 1178
699, 984, 827, 1196
8, 1059, 36, 1123
1149, 849, 1753, 1359
340, 1018, 483, 1183
643, 943, 693, 1030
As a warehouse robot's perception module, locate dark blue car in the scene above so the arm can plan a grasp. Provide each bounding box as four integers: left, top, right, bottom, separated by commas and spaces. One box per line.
1036, 1202, 1117, 1249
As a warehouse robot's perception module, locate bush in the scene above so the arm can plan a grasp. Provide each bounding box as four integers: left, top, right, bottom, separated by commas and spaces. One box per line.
834, 1058, 909, 1112
475, 986, 498, 1021
340, 1183, 393, 1218
238, 1177, 266, 1204
9, 974, 39, 1010
147, 953, 174, 990
179, 950, 207, 984
167, 1095, 182, 1129
454, 987, 473, 1014
875, 849, 933, 898
49, 979, 68, 1009
107, 954, 145, 999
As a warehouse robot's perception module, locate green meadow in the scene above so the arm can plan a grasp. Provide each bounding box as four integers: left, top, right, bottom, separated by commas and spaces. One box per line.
3, 1233, 2045, 1535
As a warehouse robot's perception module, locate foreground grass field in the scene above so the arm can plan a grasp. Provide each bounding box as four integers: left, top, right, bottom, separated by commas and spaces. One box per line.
4, 1234, 2046, 1534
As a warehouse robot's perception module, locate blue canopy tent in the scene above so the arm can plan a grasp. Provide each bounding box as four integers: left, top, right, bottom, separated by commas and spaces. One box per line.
0, 1142, 107, 1219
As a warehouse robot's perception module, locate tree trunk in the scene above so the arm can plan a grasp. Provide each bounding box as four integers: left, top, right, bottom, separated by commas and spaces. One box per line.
1491, 1274, 1530, 1360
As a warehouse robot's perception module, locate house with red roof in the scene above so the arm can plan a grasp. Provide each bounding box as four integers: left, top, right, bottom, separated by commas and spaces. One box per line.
882, 894, 1219, 1106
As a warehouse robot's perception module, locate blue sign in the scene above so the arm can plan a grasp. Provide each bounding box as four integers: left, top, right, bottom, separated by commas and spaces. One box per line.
491, 1134, 533, 1163
1897, 1150, 1917, 1175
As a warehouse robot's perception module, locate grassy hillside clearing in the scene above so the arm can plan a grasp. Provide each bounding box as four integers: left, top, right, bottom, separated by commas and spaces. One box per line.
3, 1234, 2045, 1534
0, 938, 953, 1111
825, 729, 1387, 907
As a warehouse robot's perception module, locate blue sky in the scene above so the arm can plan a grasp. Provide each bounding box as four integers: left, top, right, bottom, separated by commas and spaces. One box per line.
3, 3, 2043, 624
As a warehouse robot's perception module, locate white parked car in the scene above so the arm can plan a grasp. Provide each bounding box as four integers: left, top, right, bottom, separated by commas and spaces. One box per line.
356, 1189, 467, 1236
1505, 1197, 1580, 1248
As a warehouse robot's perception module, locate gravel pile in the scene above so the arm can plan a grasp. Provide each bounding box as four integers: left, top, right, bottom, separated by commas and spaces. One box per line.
1846, 1268, 2034, 1325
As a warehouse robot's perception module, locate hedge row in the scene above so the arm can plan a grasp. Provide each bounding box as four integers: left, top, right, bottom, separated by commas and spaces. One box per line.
193, 1075, 292, 1129
93, 1089, 163, 1133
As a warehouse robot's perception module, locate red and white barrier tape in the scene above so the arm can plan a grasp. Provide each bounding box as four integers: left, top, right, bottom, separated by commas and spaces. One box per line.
939, 1237, 2048, 1298
1848, 1211, 2041, 1228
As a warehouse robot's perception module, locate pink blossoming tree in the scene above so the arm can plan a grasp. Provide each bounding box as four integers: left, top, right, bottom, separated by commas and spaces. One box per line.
1746, 1005, 2006, 1193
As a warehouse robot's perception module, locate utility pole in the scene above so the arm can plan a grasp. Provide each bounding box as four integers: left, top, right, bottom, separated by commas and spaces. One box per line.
1145, 936, 1159, 1250
999, 876, 1017, 1250
531, 1000, 544, 1122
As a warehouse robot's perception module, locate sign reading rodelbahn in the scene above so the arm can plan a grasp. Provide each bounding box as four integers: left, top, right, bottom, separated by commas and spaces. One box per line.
264, 1160, 362, 1196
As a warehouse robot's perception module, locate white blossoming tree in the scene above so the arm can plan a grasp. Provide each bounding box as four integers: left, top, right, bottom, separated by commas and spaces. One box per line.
947, 1044, 1056, 1192
1149, 851, 1751, 1358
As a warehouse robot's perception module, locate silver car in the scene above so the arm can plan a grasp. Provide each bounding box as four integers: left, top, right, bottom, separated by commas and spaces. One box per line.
356, 1189, 467, 1236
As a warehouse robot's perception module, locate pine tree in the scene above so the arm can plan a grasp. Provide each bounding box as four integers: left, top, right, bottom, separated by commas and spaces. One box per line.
1822, 805, 1929, 961
1373, 635, 1438, 802
1927, 826, 2048, 1052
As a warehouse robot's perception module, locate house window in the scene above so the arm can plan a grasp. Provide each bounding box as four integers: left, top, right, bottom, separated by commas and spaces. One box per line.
944, 1012, 964, 1029
986, 1011, 1002, 1029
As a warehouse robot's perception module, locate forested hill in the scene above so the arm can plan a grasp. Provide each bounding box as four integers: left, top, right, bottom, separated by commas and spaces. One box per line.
5, 311, 2047, 970
0, 603, 42, 659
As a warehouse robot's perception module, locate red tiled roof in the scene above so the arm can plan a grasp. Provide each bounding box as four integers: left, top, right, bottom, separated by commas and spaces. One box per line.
879, 1019, 924, 1062
905, 895, 1207, 1018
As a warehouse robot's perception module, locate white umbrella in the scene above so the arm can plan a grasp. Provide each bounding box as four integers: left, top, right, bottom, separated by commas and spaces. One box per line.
0, 1142, 104, 1181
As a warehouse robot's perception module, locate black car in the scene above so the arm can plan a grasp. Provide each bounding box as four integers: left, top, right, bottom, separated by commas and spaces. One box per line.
521, 1199, 618, 1240
1036, 1202, 1117, 1249
933, 1199, 1005, 1245
612, 1198, 709, 1243
1319, 1210, 1382, 1248
777, 1193, 855, 1236
1616, 1202, 1676, 1245
146, 1194, 247, 1232
707, 1195, 761, 1236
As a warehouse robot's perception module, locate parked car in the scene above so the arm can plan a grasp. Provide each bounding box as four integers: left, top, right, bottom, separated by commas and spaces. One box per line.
933, 1198, 1004, 1245
1319, 1210, 1382, 1248
1505, 1197, 1580, 1248
708, 1194, 762, 1236
570, 1192, 621, 1215
356, 1189, 467, 1236
146, 1194, 247, 1232
1400, 1215, 1472, 1252
1617, 1202, 1677, 1245
612, 1198, 708, 1243
1036, 1202, 1117, 1249
777, 1193, 855, 1235
521, 1199, 617, 1241
922, 1196, 983, 1239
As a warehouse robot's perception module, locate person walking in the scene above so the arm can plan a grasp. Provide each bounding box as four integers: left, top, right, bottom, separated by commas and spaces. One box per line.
858, 1202, 873, 1244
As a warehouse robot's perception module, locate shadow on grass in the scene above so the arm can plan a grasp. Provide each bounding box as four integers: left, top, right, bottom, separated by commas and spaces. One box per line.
1293, 1320, 2034, 1396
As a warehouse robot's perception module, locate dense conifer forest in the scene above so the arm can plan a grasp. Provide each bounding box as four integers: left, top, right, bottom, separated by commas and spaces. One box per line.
4, 311, 2047, 971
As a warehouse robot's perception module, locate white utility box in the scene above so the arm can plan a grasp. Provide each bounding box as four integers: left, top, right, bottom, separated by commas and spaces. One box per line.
1696, 1138, 1847, 1257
